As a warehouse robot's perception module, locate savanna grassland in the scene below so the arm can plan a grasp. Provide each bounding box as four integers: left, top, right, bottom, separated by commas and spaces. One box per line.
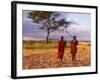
23, 40, 91, 69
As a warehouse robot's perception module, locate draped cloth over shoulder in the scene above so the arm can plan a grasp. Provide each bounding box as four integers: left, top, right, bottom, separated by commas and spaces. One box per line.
70, 39, 78, 56
56, 40, 65, 58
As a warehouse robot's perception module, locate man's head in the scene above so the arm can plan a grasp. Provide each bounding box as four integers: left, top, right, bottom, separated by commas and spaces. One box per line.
73, 36, 76, 40
61, 36, 64, 40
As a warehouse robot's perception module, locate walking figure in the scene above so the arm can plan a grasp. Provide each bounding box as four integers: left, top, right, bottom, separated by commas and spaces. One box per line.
56, 36, 66, 66
70, 36, 78, 66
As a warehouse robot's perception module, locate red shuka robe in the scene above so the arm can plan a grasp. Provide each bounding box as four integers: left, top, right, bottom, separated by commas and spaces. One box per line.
70, 40, 78, 56
56, 40, 65, 58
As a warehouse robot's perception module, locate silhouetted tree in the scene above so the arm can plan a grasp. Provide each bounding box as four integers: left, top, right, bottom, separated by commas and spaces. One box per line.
28, 11, 73, 42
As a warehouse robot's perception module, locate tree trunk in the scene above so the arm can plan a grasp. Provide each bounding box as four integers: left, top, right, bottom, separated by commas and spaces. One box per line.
46, 30, 49, 43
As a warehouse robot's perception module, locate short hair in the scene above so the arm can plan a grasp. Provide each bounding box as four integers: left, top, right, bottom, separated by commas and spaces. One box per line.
73, 36, 76, 39
61, 36, 64, 40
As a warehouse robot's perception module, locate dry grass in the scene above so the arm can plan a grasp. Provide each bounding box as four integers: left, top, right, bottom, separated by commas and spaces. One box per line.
23, 41, 91, 69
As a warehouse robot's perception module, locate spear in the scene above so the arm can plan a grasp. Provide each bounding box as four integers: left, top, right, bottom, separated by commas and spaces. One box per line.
59, 29, 73, 37
58, 29, 73, 66
65, 30, 73, 38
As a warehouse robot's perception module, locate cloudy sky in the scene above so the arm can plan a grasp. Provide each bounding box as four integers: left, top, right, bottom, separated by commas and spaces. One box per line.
22, 10, 91, 41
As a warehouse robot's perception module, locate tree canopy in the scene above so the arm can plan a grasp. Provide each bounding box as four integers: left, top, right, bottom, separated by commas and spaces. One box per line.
28, 11, 73, 42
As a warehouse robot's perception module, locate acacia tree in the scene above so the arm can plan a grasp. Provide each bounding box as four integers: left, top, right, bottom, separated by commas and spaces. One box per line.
28, 11, 73, 42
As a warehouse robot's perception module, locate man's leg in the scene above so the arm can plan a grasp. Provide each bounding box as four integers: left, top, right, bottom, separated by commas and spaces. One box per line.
72, 53, 76, 66
59, 54, 64, 66
73, 54, 76, 66
72, 53, 74, 62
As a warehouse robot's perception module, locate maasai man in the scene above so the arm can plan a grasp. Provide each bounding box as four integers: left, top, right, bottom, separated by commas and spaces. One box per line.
70, 36, 78, 66
56, 36, 66, 66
